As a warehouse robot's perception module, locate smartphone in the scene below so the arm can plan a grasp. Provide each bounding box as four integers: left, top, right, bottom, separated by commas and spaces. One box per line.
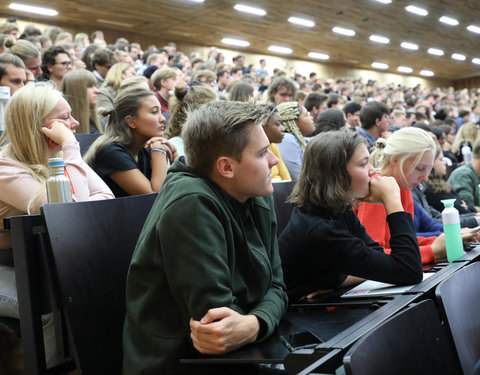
280, 331, 323, 351
468, 225, 480, 234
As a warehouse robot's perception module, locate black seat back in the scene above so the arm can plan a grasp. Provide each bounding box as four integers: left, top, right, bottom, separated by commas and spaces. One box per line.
41, 193, 157, 374
343, 299, 460, 375
272, 181, 295, 236
74, 133, 101, 155
436, 262, 480, 375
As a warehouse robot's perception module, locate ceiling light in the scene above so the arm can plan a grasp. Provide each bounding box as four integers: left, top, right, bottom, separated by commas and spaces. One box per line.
373, 0, 392, 4
221, 38, 249, 47
188, 0, 204, 2
288, 16, 315, 28
452, 53, 466, 61
268, 45, 292, 54
439, 16, 459, 26
397, 66, 413, 73
467, 25, 480, 34
401, 42, 419, 50
308, 52, 329, 60
234, 4, 266, 16
428, 48, 444, 56
9, 2, 58, 16
472, 58, 480, 65
369, 34, 390, 44
420, 70, 434, 76
371, 62, 389, 70
332, 26, 355, 37
405, 5, 428, 16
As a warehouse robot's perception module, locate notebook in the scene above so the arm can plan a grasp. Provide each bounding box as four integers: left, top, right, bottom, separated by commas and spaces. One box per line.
341, 273, 434, 298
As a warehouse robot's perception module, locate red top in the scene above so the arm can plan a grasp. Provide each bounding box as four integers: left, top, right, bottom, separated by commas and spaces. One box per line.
355, 188, 436, 264
153, 89, 169, 113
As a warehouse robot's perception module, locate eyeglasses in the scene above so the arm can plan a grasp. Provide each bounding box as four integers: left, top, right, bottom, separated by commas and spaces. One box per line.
57, 61, 72, 66
200, 80, 216, 84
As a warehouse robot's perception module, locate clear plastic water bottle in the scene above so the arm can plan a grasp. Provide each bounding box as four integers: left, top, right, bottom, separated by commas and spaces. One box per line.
462, 145, 473, 164
0, 86, 10, 132
46, 158, 73, 203
441, 199, 464, 262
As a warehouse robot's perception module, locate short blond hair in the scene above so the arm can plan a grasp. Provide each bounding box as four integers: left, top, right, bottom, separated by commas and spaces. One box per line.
151, 68, 177, 90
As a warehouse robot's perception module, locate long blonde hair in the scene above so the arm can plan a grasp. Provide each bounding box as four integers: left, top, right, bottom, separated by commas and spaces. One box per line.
101, 62, 132, 92
60, 69, 101, 134
0, 84, 62, 213
451, 123, 479, 155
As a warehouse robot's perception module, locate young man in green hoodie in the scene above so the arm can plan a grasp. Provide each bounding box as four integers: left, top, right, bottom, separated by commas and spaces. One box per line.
123, 101, 288, 375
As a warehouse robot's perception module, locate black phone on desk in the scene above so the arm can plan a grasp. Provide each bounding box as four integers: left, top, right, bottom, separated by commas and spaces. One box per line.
280, 330, 323, 351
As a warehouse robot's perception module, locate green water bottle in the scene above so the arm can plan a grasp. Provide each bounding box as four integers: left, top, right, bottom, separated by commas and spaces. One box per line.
441, 199, 464, 262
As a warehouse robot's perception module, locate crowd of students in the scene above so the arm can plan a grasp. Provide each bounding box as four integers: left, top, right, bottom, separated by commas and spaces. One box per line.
1, 19, 480, 374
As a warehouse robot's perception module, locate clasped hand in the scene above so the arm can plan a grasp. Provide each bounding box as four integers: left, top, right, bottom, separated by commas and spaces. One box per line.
189, 307, 259, 355
145, 137, 177, 164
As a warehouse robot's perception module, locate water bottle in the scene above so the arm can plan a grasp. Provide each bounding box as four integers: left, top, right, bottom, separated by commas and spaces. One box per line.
462, 145, 473, 164
0, 86, 10, 132
46, 158, 73, 203
441, 199, 464, 262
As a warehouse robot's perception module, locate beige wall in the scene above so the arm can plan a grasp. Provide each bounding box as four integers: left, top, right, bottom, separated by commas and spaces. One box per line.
0, 16, 456, 89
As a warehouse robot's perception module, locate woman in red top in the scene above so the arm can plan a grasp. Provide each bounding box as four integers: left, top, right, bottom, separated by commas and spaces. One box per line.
356, 127, 477, 264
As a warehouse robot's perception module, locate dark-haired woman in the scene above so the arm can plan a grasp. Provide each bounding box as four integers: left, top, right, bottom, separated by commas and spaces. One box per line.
165, 84, 217, 157
84, 87, 176, 197
279, 129, 423, 302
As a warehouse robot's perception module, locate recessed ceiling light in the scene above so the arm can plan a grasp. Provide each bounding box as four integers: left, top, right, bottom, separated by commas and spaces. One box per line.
221, 38, 250, 47
452, 53, 466, 61
268, 45, 292, 54
189, 0, 204, 2
401, 42, 419, 50
373, 0, 392, 4
9, 2, 58, 16
420, 70, 434, 76
369, 34, 390, 44
439, 16, 459, 26
332, 26, 355, 37
397, 66, 413, 73
472, 58, 480, 65
371, 62, 389, 70
288, 16, 315, 28
234, 4, 266, 16
308, 52, 329, 60
405, 5, 428, 16
467, 25, 480, 34
427, 48, 444, 56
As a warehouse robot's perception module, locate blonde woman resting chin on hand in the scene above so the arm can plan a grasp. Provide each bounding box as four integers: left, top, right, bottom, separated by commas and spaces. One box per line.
0, 83, 113, 366
279, 129, 423, 302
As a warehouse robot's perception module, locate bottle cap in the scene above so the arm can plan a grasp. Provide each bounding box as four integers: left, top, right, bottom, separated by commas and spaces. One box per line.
441, 199, 456, 207
48, 157, 65, 168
